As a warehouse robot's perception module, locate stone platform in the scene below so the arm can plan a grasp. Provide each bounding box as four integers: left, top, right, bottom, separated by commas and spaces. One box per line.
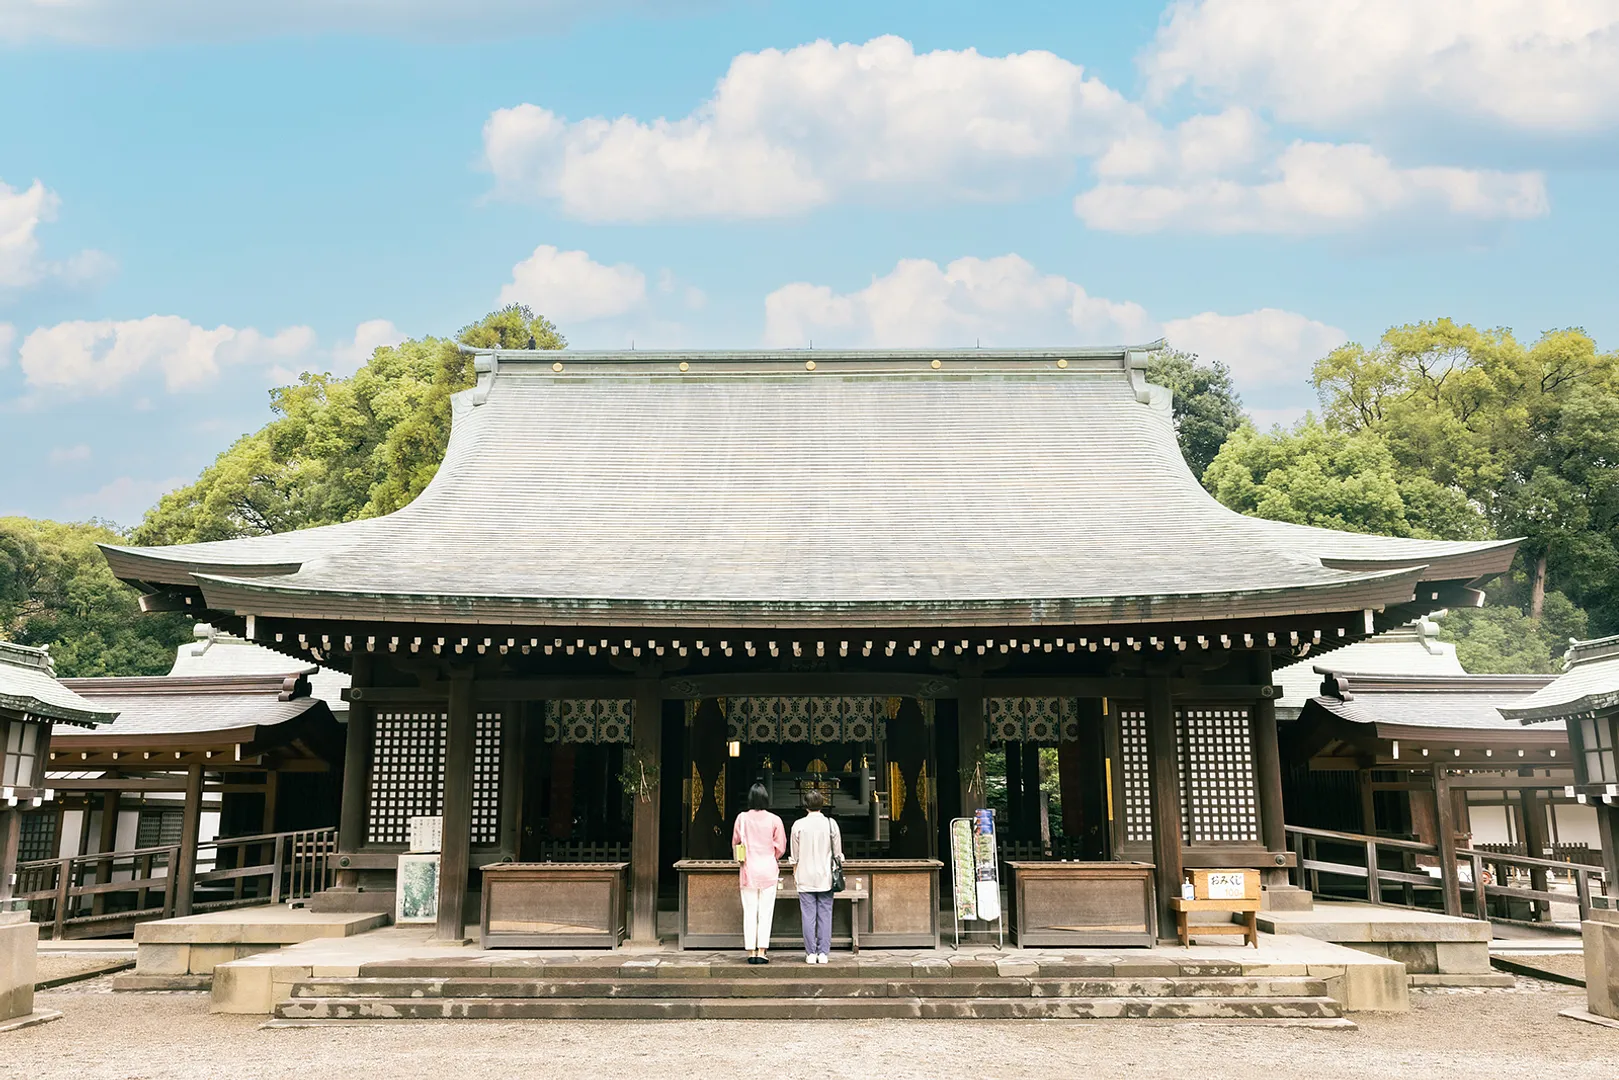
1257, 901, 1511, 987
116, 906, 389, 991
205, 923, 1406, 1021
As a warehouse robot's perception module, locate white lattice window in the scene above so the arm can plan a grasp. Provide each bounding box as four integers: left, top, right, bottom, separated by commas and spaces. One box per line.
367, 710, 503, 846
1177, 707, 1258, 842
1118, 707, 1153, 842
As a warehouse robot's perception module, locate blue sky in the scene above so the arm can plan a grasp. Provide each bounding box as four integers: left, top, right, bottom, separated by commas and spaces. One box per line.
2, 0, 1617, 525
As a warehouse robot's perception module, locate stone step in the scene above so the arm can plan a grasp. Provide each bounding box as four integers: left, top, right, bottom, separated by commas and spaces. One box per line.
274, 994, 1346, 1022
354, 959, 1252, 980
290, 975, 1331, 1001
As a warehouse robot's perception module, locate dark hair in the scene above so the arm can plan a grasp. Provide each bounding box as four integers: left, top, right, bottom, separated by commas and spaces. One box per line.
748, 782, 771, 810
803, 789, 825, 812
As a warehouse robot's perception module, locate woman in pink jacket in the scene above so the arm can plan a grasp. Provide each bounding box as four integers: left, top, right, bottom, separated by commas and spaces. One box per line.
732, 782, 787, 964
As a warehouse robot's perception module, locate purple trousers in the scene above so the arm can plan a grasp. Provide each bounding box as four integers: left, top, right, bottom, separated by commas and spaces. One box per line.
798, 890, 833, 956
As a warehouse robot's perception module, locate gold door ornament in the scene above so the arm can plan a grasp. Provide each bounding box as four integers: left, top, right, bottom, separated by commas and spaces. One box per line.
888, 761, 907, 822
690, 763, 703, 823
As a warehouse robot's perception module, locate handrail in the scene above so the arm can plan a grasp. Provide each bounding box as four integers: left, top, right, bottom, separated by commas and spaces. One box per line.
1286, 823, 1609, 923
18, 827, 337, 939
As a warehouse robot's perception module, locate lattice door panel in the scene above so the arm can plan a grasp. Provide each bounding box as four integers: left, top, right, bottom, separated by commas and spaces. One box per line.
1117, 707, 1153, 843
367, 710, 503, 846
472, 714, 502, 845
1176, 706, 1258, 842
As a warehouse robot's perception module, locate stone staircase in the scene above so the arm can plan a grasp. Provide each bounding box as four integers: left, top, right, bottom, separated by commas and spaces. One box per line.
270, 958, 1351, 1024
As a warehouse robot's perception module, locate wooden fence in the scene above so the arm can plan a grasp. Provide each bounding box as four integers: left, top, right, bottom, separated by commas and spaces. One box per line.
15, 827, 337, 939
1286, 823, 1609, 923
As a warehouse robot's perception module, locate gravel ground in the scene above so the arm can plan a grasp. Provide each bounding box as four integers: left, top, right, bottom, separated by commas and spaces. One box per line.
1498, 954, 1588, 983
33, 956, 134, 985
11, 978, 1614, 1080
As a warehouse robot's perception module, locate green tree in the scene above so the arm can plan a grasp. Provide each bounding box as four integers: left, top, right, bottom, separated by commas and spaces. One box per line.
1310, 319, 1619, 626
0, 517, 191, 676
1202, 419, 1489, 539
134, 306, 564, 545
1437, 591, 1589, 674
1146, 347, 1246, 480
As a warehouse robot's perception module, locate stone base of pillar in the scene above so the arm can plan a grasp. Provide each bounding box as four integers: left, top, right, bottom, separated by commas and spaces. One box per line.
1261, 884, 1314, 912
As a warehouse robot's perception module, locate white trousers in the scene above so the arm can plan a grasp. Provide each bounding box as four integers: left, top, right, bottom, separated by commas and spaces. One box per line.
740, 885, 777, 950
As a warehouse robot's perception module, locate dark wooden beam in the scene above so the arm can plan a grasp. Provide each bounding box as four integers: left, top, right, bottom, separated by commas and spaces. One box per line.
1250, 653, 1287, 884
1144, 676, 1182, 941
1431, 770, 1463, 917
435, 670, 477, 942
337, 653, 374, 859
958, 676, 986, 817
0, 807, 19, 903
628, 677, 663, 943
174, 764, 205, 917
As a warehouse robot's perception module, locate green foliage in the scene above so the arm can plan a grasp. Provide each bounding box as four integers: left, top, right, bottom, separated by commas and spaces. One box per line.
1145, 348, 1246, 479
1202, 419, 1489, 539
1437, 592, 1589, 674
133, 306, 564, 545
0, 517, 190, 676
1310, 318, 1619, 632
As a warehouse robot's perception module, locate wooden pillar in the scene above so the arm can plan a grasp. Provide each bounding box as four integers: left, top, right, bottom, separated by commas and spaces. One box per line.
0, 807, 19, 902
261, 772, 280, 833
957, 677, 986, 817
1019, 745, 1042, 841
337, 652, 374, 863
1144, 676, 1183, 940
548, 740, 576, 839
1431, 769, 1463, 918
1357, 770, 1378, 836
686, 699, 728, 860
174, 764, 204, 917
92, 789, 120, 916
629, 679, 663, 943
1597, 801, 1619, 898
1517, 776, 1551, 918
1005, 744, 1024, 837
434, 670, 476, 942
1250, 655, 1287, 865
499, 704, 525, 859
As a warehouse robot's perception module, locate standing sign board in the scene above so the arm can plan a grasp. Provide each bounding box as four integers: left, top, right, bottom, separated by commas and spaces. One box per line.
949, 810, 1003, 948
397, 815, 443, 925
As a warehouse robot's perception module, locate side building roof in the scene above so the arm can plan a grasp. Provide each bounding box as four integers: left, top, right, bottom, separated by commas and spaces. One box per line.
1500, 635, 1619, 724
1275, 616, 1464, 718
100, 347, 1518, 630
0, 640, 118, 727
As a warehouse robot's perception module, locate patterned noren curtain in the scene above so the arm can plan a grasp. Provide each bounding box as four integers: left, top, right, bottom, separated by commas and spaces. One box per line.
543, 699, 633, 744
724, 697, 888, 743
986, 697, 1082, 744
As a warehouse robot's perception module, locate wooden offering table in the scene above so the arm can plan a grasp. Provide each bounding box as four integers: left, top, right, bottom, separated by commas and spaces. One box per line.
478, 862, 629, 949
1007, 861, 1157, 947
675, 859, 941, 951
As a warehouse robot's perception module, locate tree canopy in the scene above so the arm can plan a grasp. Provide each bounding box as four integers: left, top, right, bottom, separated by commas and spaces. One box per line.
0, 517, 191, 677
1145, 348, 1246, 480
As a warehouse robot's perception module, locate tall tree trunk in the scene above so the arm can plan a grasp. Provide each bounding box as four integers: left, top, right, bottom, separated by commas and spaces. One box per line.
1529, 550, 1548, 621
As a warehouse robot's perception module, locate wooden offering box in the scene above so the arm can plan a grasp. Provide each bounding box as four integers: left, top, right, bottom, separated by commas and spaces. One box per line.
478, 862, 629, 949
1007, 861, 1157, 947
675, 859, 941, 950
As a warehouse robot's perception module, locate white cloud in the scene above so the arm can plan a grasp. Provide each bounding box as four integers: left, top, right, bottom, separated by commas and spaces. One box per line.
1162, 308, 1347, 387
0, 1, 675, 44
330, 318, 406, 374
1075, 140, 1547, 234
763, 254, 1156, 349
47, 443, 91, 464
498, 245, 647, 322
0, 178, 115, 292
18, 316, 316, 395
483, 36, 1140, 221
1143, 0, 1619, 135
61, 475, 189, 527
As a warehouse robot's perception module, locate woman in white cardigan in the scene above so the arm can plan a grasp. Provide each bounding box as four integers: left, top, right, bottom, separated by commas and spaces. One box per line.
789, 788, 843, 964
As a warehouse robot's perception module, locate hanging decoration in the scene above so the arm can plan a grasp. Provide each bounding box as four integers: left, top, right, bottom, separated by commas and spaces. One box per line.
985, 697, 1081, 744
916, 762, 932, 823
689, 762, 703, 822
544, 699, 633, 744
618, 750, 661, 803
724, 697, 886, 743
888, 761, 908, 821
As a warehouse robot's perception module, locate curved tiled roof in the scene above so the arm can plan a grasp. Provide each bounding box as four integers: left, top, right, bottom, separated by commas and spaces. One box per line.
1500, 635, 1619, 724
0, 641, 118, 727
56, 672, 326, 740
101, 347, 1518, 629
1307, 672, 1556, 735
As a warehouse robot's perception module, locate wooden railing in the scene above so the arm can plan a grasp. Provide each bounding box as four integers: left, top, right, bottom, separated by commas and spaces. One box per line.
1285, 824, 1609, 923
15, 827, 337, 939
